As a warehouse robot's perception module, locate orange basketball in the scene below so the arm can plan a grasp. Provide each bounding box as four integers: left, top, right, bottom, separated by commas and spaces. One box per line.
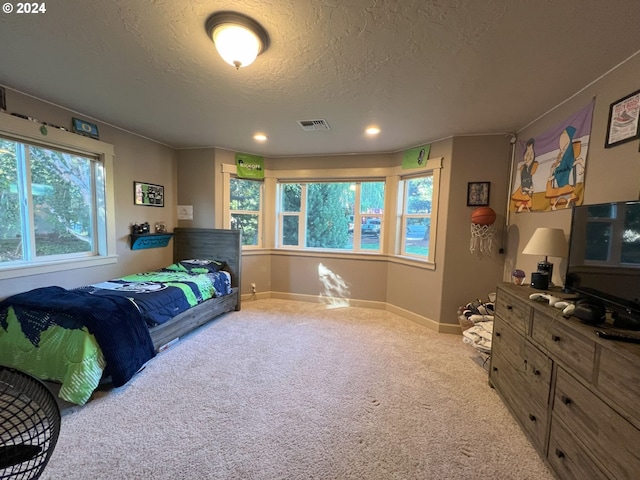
471, 207, 496, 225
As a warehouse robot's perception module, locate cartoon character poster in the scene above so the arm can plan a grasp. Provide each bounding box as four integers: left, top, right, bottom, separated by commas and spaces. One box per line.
510, 100, 594, 212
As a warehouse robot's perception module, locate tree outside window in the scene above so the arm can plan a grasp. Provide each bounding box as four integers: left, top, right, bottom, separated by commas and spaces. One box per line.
402, 175, 433, 257
230, 177, 262, 246
0, 138, 101, 263
279, 181, 384, 252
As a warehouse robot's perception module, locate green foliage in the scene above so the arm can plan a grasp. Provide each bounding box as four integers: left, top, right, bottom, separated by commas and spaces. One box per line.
282, 215, 299, 246
306, 183, 350, 249
230, 178, 261, 245
0, 138, 96, 261
282, 183, 301, 211
360, 181, 384, 213
280, 181, 384, 249
30, 146, 92, 239
230, 177, 260, 211
281, 184, 302, 246
0, 141, 20, 242
407, 176, 433, 214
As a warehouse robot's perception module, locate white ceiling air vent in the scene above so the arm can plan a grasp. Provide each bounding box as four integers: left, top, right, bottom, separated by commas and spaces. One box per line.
297, 119, 330, 131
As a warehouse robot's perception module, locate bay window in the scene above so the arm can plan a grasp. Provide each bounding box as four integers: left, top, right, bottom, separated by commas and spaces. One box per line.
278, 181, 385, 252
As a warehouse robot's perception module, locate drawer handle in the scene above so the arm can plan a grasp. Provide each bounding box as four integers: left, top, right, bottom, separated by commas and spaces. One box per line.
552, 335, 561, 342
495, 332, 501, 337
533, 369, 540, 376
561, 395, 572, 405
555, 449, 565, 459
506, 305, 513, 310
528, 413, 536, 422
492, 367, 498, 372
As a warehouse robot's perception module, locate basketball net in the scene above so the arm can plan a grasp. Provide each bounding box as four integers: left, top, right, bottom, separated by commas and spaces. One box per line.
470, 222, 496, 255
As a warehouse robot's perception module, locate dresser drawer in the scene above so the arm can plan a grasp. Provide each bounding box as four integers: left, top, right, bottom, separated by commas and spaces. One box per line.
531, 311, 595, 381
553, 367, 640, 479
490, 351, 548, 451
597, 344, 640, 427
548, 418, 609, 480
492, 315, 524, 368
495, 288, 531, 334
492, 316, 551, 406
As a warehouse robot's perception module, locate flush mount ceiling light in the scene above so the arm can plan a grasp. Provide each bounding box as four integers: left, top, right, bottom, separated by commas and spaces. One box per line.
205, 11, 270, 70
365, 126, 381, 135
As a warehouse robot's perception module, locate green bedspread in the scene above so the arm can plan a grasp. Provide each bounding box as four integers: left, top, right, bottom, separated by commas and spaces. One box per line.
1, 306, 105, 405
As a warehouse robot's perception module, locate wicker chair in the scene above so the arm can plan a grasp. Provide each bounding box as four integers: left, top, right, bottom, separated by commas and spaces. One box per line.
0, 367, 61, 480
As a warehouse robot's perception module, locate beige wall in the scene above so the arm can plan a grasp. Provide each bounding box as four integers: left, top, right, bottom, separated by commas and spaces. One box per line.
266, 153, 397, 171
242, 253, 272, 294
269, 254, 389, 302
441, 135, 512, 323
180, 136, 511, 330
0, 90, 178, 298
505, 54, 640, 286
385, 140, 450, 325
176, 148, 216, 228
382, 136, 512, 327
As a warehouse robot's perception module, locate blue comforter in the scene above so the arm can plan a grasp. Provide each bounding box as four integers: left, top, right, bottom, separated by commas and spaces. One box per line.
0, 286, 155, 387
77, 270, 231, 326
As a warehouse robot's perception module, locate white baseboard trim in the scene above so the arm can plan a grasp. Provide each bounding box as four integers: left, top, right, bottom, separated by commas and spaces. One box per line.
241, 291, 461, 335
241, 291, 271, 302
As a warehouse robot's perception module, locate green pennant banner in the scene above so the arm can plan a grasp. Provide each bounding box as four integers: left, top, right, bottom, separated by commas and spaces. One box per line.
402, 144, 430, 169
236, 153, 264, 179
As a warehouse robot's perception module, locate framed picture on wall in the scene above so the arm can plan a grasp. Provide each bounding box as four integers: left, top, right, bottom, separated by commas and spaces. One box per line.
71, 117, 100, 140
134, 181, 164, 207
605, 89, 640, 148
467, 182, 490, 206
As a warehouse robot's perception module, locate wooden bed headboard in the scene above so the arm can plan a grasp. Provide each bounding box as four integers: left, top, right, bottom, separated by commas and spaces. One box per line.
173, 228, 242, 289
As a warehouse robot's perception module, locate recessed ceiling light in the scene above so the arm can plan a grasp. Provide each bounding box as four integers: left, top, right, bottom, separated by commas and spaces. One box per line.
365, 126, 380, 135
253, 133, 268, 142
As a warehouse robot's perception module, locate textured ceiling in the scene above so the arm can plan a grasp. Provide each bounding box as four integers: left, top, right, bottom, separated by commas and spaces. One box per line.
1, 1, 639, 156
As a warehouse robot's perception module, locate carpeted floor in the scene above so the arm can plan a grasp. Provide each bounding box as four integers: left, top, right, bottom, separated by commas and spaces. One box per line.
42, 298, 554, 479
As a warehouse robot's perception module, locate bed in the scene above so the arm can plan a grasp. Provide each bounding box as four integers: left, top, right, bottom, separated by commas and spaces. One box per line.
0, 228, 241, 405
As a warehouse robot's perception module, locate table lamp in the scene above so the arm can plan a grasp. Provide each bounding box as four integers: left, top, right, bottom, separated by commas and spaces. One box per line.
522, 227, 568, 285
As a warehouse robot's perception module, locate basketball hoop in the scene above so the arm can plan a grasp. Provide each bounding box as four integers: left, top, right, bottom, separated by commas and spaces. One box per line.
470, 207, 497, 255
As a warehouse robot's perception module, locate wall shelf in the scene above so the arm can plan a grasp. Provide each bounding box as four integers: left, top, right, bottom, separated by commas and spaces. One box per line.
130, 233, 174, 250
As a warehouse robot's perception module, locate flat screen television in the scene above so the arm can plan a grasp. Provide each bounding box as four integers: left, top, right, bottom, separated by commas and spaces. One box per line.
564, 200, 640, 329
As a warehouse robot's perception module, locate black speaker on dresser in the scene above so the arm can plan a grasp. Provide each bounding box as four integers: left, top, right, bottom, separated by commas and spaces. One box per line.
530, 272, 549, 290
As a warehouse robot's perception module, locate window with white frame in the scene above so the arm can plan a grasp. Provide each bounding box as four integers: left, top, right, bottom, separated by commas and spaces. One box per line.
0, 135, 108, 265
229, 176, 263, 247
400, 174, 433, 259
278, 180, 385, 251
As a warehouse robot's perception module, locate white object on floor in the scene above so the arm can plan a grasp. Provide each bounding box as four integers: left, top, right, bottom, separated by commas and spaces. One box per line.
462, 321, 493, 354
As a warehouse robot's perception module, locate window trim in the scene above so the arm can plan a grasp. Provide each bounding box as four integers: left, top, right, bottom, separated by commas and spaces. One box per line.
277, 180, 386, 253
278, 183, 305, 249
229, 176, 264, 248
222, 164, 264, 249
221, 157, 442, 263
0, 113, 116, 280
397, 165, 441, 264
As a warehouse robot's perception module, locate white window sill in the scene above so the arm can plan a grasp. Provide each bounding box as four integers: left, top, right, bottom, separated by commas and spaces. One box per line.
0, 255, 118, 280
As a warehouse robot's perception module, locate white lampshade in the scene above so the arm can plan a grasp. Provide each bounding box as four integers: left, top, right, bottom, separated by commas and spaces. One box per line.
522, 227, 568, 258
206, 12, 270, 70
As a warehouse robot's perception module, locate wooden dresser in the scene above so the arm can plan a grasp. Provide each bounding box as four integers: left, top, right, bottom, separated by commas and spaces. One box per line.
490, 283, 640, 479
